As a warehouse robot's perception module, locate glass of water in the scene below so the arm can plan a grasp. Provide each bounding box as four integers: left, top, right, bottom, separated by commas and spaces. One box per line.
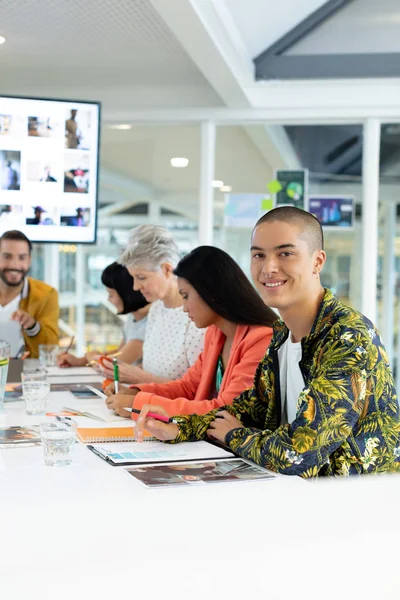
39, 344, 59, 368
40, 421, 76, 466
22, 369, 50, 415
0, 340, 11, 410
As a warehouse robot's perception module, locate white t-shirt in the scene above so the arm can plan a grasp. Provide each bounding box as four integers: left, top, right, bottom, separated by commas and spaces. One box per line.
142, 300, 205, 379
123, 314, 147, 343
0, 293, 24, 352
278, 333, 305, 424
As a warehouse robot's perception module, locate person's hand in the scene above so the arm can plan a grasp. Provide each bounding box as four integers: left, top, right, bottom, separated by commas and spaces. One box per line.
10, 310, 36, 330
135, 404, 179, 443
57, 352, 86, 368
105, 392, 137, 418
100, 358, 143, 383
206, 411, 244, 445
85, 350, 102, 364
99, 356, 118, 378
104, 383, 135, 397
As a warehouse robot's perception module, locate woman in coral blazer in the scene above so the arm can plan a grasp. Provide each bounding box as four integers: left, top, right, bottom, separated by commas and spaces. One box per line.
105, 246, 276, 417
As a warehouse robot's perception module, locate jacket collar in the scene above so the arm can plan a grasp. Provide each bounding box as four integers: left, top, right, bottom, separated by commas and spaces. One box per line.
21, 278, 29, 300
211, 323, 251, 349
271, 288, 337, 351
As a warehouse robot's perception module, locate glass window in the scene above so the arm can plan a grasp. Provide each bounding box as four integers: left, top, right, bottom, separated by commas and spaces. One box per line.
215, 124, 363, 308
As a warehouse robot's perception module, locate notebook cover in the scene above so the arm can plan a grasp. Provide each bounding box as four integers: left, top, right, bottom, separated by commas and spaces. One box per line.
77, 426, 153, 443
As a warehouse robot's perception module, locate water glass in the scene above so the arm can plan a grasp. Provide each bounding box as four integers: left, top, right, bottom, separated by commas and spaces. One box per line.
40, 422, 76, 466
39, 344, 59, 368
0, 340, 11, 410
22, 369, 50, 415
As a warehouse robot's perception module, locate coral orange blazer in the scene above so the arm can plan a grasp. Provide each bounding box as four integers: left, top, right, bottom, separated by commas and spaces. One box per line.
130, 323, 273, 416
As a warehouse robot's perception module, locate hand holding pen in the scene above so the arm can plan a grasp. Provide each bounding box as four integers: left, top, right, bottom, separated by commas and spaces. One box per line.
105, 387, 138, 418
133, 404, 179, 443
87, 351, 123, 367
113, 358, 119, 394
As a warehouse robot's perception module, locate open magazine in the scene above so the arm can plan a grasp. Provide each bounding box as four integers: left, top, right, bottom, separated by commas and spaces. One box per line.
126, 458, 277, 487
0, 426, 41, 447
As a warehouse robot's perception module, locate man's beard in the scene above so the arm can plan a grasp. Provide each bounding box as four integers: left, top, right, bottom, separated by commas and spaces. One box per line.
0, 269, 28, 287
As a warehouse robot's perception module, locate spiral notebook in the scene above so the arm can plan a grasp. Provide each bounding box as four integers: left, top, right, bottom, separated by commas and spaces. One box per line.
77, 426, 153, 443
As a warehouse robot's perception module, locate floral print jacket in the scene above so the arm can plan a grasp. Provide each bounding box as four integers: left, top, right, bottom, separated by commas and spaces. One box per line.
172, 289, 400, 477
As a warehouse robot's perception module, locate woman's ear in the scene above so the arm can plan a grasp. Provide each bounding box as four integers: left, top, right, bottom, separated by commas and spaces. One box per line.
161, 262, 174, 278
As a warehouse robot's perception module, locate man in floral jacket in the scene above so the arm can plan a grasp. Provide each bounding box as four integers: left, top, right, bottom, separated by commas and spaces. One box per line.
135, 207, 400, 477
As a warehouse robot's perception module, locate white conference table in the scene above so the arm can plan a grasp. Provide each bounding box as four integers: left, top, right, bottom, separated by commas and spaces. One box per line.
1, 369, 400, 600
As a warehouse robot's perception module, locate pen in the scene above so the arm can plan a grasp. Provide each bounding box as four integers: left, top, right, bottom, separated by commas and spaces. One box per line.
113, 358, 119, 394
56, 416, 77, 426
123, 407, 177, 424
16, 344, 25, 359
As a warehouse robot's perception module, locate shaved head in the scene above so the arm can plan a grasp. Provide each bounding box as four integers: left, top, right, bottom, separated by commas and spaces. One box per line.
255, 206, 324, 254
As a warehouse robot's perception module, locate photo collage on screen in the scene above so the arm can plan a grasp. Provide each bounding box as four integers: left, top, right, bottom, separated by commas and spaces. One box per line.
0, 97, 99, 242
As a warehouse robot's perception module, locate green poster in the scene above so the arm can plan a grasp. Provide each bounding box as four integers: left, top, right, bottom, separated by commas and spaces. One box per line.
274, 169, 308, 210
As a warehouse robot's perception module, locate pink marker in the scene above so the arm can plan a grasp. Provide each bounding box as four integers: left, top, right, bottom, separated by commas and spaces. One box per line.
124, 407, 177, 424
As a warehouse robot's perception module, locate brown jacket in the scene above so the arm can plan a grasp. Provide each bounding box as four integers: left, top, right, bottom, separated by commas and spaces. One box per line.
19, 278, 59, 358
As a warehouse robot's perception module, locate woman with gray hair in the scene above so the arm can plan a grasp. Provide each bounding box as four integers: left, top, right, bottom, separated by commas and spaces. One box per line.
100, 225, 205, 384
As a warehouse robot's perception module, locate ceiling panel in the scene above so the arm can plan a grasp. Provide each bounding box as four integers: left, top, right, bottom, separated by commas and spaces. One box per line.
224, 0, 326, 57
0, 0, 223, 108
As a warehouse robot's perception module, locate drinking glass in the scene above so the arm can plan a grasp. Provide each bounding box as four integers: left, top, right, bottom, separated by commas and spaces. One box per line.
0, 340, 11, 410
22, 369, 50, 415
39, 344, 59, 368
40, 421, 76, 466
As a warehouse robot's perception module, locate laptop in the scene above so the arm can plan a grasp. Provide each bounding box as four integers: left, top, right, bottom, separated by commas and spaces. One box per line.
0, 321, 24, 358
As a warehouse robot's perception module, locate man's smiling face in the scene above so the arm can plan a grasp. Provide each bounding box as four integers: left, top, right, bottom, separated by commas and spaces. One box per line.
0, 239, 31, 288
250, 220, 325, 312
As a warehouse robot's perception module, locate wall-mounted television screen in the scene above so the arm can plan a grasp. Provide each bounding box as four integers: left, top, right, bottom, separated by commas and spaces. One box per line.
0, 95, 100, 243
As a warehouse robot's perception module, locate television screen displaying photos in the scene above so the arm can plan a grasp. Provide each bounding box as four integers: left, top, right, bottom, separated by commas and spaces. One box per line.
0, 95, 100, 243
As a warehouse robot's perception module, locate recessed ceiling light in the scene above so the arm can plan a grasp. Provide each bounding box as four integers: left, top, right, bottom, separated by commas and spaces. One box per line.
109, 124, 132, 130
212, 180, 224, 188
0, 36, 6, 45
170, 157, 189, 168
220, 185, 232, 192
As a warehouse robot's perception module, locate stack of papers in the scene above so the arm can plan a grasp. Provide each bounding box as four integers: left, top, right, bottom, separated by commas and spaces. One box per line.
88, 440, 235, 465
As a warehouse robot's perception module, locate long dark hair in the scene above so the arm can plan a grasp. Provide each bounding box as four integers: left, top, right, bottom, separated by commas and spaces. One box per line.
174, 246, 276, 327
101, 262, 148, 315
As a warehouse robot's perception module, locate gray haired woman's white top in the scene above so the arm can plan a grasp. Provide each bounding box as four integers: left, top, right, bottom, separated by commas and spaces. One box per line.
142, 300, 205, 379
122, 314, 148, 344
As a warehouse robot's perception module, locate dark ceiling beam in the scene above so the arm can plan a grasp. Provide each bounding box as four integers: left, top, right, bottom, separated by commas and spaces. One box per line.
254, 0, 379, 80
257, 0, 354, 58
257, 53, 400, 80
